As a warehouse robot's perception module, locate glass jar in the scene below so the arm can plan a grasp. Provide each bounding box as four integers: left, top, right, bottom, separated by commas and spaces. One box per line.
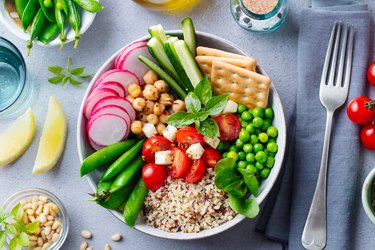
230, 0, 288, 33
132, 0, 200, 12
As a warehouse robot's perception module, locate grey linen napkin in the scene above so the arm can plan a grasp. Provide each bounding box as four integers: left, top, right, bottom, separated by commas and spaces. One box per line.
256, 3, 371, 249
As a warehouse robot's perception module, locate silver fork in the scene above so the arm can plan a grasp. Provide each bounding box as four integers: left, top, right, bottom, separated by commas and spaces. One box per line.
301, 22, 354, 250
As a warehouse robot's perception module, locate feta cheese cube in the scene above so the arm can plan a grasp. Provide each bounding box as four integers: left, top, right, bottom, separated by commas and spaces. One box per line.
155, 150, 173, 165
203, 136, 220, 149
186, 143, 205, 160
223, 100, 238, 114
163, 125, 178, 142
142, 123, 157, 138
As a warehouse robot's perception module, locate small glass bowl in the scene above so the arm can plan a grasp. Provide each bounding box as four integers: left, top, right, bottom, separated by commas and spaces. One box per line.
2, 188, 69, 250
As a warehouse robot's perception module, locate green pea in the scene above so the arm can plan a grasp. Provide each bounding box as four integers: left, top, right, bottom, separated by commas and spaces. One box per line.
252, 107, 265, 118
250, 134, 258, 144
267, 142, 278, 153
243, 143, 253, 153
261, 120, 271, 131
237, 160, 247, 169
246, 123, 255, 133
255, 162, 264, 170
241, 111, 253, 121
267, 126, 278, 138
217, 142, 225, 152
265, 107, 274, 119
238, 151, 246, 161
229, 145, 238, 153
241, 120, 249, 127
222, 152, 228, 158
255, 151, 267, 163
253, 117, 264, 127
235, 138, 245, 149
246, 164, 257, 174
246, 153, 255, 162
260, 168, 270, 178
237, 104, 247, 113
253, 143, 264, 153
266, 156, 275, 168
227, 151, 238, 161
239, 130, 250, 142
258, 133, 268, 143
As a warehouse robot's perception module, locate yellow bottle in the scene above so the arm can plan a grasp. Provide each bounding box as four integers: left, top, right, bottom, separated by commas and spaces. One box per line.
133, 0, 199, 12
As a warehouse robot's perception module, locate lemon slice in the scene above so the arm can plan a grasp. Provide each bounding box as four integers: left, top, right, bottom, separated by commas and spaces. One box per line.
0, 108, 36, 167
33, 96, 68, 174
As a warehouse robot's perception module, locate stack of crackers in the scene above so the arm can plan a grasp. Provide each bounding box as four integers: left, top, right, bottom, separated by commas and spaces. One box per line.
196, 47, 272, 108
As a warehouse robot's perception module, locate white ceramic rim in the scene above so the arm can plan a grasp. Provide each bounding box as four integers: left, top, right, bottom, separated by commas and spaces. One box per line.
76, 30, 287, 240
362, 167, 375, 224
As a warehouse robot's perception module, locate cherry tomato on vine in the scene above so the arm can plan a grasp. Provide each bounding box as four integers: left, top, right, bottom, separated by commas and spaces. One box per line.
360, 124, 375, 150
367, 62, 375, 86
346, 96, 375, 125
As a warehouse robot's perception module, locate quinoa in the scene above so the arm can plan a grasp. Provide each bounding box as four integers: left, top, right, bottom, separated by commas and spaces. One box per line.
142, 169, 236, 233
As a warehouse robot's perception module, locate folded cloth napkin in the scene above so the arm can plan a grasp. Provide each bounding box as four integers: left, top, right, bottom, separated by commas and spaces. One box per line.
256, 2, 371, 249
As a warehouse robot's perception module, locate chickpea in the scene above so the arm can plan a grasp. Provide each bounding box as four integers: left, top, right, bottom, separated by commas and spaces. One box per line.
128, 83, 142, 98
143, 100, 155, 115
172, 100, 186, 113
159, 93, 174, 106
131, 121, 143, 134
126, 95, 135, 104
153, 102, 165, 116
143, 85, 159, 101
156, 123, 166, 135
147, 114, 159, 125
154, 80, 169, 93
159, 110, 170, 123
138, 113, 148, 122
143, 70, 158, 85
132, 97, 146, 111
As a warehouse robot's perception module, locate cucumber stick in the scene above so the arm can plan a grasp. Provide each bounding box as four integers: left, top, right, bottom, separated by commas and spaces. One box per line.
174, 40, 203, 87
138, 55, 187, 99
182, 17, 197, 57
147, 37, 180, 82
148, 24, 167, 43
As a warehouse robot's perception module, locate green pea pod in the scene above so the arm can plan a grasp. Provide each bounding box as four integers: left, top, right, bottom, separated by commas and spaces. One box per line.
27, 8, 47, 55
38, 21, 59, 44
56, 0, 68, 14
38, 0, 55, 22
66, 0, 81, 48
80, 140, 137, 177
110, 157, 143, 193
21, 0, 39, 31
15, 0, 28, 21
44, 0, 53, 7
53, 0, 67, 49
123, 178, 148, 228
101, 139, 145, 181
72, 0, 103, 13
96, 179, 112, 196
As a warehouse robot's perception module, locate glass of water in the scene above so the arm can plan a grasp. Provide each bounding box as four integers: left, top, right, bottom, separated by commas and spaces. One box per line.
0, 37, 33, 118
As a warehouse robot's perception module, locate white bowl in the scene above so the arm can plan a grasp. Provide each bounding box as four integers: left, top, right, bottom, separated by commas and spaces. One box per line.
77, 31, 287, 240
0, 0, 96, 47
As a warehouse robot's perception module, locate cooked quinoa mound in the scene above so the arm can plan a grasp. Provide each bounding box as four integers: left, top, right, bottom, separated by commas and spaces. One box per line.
142, 169, 236, 233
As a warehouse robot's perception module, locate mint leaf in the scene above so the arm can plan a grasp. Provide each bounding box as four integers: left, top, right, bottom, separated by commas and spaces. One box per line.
185, 92, 201, 113
238, 168, 259, 196
70, 67, 85, 76
194, 76, 212, 106
9, 237, 22, 250
5, 224, 17, 236
206, 95, 228, 116
16, 232, 29, 246
69, 78, 83, 86
26, 221, 39, 234
48, 66, 63, 74
166, 112, 188, 128
79, 73, 95, 78
11, 203, 23, 222
48, 76, 63, 84
228, 195, 259, 219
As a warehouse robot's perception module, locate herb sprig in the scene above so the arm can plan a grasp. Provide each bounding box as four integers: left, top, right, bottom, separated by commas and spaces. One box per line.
48, 57, 95, 86
166, 77, 228, 138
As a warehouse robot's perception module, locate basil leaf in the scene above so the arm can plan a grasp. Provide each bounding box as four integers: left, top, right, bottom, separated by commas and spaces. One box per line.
194, 76, 212, 106
185, 92, 201, 113
195, 111, 210, 122
229, 195, 260, 219
26, 221, 40, 234
206, 118, 220, 137
10, 203, 23, 222
181, 113, 197, 126
214, 158, 236, 174
48, 76, 63, 84
196, 121, 214, 139
48, 66, 63, 74
79, 73, 95, 78
238, 168, 259, 196
0, 231, 6, 249
70, 78, 83, 86
166, 112, 188, 127
70, 67, 85, 76
214, 168, 242, 191
206, 95, 228, 116
5, 224, 17, 236
17, 232, 29, 246
9, 237, 22, 250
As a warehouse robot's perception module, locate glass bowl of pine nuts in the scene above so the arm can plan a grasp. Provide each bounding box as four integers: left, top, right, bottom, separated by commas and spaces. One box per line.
3, 188, 69, 250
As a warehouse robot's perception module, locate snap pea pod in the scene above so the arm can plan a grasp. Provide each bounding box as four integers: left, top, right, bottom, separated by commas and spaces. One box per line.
66, 0, 81, 48
21, 0, 39, 31
27, 8, 47, 55
38, 21, 59, 44
96, 179, 112, 196
38, 0, 55, 22
44, 0, 53, 7
123, 178, 148, 228
80, 140, 136, 177
15, 0, 28, 21
55, 0, 68, 14
72, 0, 103, 13
53, 0, 67, 49
101, 139, 145, 181
109, 156, 143, 193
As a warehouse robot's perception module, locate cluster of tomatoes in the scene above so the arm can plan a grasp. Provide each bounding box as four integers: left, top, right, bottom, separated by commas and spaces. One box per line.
347, 62, 375, 150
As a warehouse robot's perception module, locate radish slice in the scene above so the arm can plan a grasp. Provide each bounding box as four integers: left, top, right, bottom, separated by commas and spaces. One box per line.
94, 81, 126, 97
94, 69, 140, 91
88, 137, 104, 151
88, 114, 128, 146
84, 89, 118, 119
120, 45, 153, 84
115, 40, 148, 69
91, 96, 136, 121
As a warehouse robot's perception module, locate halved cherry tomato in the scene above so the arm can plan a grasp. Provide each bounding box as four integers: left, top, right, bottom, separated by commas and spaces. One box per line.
170, 147, 191, 178
367, 62, 375, 86
347, 96, 375, 125
176, 127, 204, 150
142, 163, 168, 192
360, 124, 375, 150
202, 147, 222, 169
214, 114, 241, 141
184, 159, 206, 183
142, 136, 171, 163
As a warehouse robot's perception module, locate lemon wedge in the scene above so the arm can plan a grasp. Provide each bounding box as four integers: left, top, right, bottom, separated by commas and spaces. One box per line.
33, 96, 68, 174
0, 108, 36, 167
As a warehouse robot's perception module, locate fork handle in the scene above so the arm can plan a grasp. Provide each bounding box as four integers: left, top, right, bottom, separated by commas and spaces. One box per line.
301, 110, 334, 250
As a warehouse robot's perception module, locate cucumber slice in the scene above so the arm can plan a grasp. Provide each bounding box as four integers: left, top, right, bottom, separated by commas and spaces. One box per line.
148, 24, 168, 43
181, 17, 197, 57
138, 55, 187, 99
174, 40, 203, 87
164, 37, 194, 92
147, 37, 180, 82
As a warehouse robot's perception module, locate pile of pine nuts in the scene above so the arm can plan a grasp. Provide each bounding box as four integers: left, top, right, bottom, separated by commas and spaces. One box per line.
20, 195, 62, 250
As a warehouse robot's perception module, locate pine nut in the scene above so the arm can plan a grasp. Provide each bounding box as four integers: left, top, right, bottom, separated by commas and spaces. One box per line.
44, 221, 53, 227
46, 233, 52, 240
52, 233, 60, 242
37, 200, 45, 205
81, 230, 92, 239
28, 215, 36, 222
43, 206, 49, 216
38, 213, 47, 223
105, 243, 111, 250
34, 247, 42, 250
29, 235, 37, 241
80, 241, 88, 250
52, 220, 60, 229
29, 240, 37, 246
23, 203, 32, 209
32, 202, 38, 210
52, 204, 59, 213
111, 233, 122, 242
47, 215, 54, 221
36, 205, 43, 215
37, 237, 44, 246
42, 242, 50, 250
39, 196, 48, 202
26, 209, 35, 215
44, 226, 51, 236
50, 209, 56, 217
41, 231, 46, 241
56, 226, 61, 233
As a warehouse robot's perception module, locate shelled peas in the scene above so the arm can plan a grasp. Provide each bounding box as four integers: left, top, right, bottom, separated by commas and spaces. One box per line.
218, 105, 278, 180
127, 70, 186, 136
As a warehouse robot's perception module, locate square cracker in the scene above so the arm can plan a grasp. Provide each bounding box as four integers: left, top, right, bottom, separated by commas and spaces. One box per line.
197, 46, 257, 62
195, 56, 256, 79
211, 61, 271, 108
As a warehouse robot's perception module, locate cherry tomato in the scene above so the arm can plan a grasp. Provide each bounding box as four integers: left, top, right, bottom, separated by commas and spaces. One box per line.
346, 96, 375, 125
367, 62, 375, 86
142, 136, 171, 163
184, 159, 206, 183
214, 114, 241, 141
202, 147, 222, 169
176, 127, 204, 150
142, 163, 168, 192
169, 147, 191, 178
360, 124, 375, 150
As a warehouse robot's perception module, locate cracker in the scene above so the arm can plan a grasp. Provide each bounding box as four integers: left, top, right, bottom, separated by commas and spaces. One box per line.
210, 61, 271, 108
195, 56, 256, 79
197, 46, 257, 62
